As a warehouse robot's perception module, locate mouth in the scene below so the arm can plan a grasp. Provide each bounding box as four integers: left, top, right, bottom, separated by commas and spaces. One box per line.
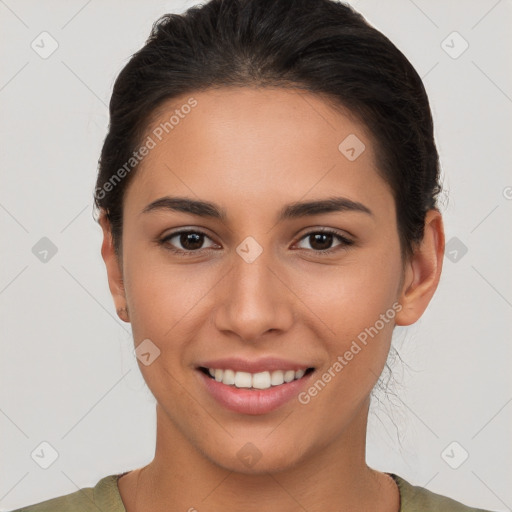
196, 364, 316, 415
198, 366, 315, 390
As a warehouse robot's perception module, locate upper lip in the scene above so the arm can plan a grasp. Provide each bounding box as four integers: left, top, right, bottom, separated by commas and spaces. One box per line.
198, 357, 314, 373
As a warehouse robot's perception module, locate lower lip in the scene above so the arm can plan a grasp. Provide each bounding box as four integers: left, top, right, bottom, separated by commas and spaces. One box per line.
198, 370, 314, 415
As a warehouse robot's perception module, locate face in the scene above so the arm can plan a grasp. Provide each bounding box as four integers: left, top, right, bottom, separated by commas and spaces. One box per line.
105, 87, 412, 474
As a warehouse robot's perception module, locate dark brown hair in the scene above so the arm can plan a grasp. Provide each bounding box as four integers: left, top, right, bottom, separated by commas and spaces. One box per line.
94, 0, 441, 258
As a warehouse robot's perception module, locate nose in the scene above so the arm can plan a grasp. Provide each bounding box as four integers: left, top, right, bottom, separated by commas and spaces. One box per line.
213, 249, 295, 342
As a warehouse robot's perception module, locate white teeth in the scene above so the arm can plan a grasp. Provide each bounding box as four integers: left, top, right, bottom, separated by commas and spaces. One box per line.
223, 369, 235, 385
252, 371, 271, 390
270, 370, 284, 386
284, 370, 295, 383
234, 371, 252, 388
205, 368, 310, 388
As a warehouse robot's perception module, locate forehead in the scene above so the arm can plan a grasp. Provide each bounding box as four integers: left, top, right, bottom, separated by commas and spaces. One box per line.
123, 87, 393, 219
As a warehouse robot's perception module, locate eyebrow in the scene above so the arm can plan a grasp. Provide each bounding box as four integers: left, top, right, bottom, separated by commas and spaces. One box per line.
141, 196, 373, 221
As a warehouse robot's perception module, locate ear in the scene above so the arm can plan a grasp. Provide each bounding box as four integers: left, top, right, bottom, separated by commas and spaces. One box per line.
395, 209, 445, 326
98, 211, 129, 323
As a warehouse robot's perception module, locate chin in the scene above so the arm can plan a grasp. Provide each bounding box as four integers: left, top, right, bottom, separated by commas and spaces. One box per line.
214, 449, 305, 476
198, 434, 311, 476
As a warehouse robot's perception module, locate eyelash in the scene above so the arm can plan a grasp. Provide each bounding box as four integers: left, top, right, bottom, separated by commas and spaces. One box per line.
158, 228, 354, 257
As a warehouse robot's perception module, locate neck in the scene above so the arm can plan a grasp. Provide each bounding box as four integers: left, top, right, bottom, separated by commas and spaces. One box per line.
123, 398, 399, 512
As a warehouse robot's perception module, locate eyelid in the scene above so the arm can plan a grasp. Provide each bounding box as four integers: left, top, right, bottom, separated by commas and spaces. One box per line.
159, 228, 219, 255
159, 226, 354, 255
292, 227, 354, 253
294, 226, 354, 242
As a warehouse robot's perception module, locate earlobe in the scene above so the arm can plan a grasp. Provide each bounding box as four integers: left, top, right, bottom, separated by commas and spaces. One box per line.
98, 212, 130, 323
395, 210, 445, 326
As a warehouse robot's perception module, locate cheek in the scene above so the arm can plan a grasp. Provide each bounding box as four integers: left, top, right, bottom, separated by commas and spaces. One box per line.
122, 240, 225, 367
308, 250, 401, 340
308, 245, 403, 382
328, 272, 399, 341
124, 260, 206, 341
121, 253, 203, 405
293, 263, 401, 438
124, 233, 402, 340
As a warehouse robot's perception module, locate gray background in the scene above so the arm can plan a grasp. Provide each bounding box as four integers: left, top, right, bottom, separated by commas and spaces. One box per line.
1, 0, 511, 510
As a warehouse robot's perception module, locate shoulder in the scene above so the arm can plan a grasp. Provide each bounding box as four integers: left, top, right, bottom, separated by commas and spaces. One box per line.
8, 474, 126, 512
391, 473, 496, 512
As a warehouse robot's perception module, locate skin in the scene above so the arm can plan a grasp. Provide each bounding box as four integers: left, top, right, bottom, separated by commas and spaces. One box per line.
99, 87, 444, 512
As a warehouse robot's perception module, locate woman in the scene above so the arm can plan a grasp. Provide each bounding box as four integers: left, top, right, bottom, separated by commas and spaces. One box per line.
11, 0, 496, 510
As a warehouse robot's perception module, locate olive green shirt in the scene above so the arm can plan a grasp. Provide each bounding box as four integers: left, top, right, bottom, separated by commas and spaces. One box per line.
10, 472, 495, 511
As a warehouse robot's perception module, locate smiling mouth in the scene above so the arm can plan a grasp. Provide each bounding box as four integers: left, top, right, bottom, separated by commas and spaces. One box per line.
198, 366, 315, 390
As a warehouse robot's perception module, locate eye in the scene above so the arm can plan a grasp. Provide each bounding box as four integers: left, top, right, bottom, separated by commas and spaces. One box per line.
158, 228, 354, 257
294, 229, 354, 254
159, 230, 218, 255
